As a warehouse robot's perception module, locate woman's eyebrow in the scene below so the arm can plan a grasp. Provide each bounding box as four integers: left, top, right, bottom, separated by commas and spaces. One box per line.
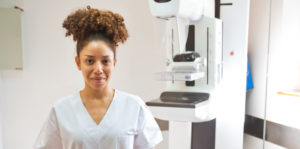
84, 55, 112, 58
102, 55, 113, 58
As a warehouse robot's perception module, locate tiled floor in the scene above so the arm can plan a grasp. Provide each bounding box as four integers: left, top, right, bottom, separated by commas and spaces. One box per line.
157, 132, 288, 149
243, 134, 287, 149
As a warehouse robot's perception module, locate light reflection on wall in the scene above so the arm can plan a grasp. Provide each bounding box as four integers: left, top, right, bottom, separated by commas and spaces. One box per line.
269, 0, 300, 92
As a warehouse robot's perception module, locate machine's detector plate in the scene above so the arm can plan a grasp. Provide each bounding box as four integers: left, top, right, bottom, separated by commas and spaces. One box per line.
155, 71, 204, 81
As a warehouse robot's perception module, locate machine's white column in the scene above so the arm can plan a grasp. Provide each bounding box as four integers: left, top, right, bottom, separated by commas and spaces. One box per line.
169, 121, 192, 149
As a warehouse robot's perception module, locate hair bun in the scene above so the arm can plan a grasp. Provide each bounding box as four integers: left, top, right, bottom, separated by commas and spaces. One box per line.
62, 6, 129, 47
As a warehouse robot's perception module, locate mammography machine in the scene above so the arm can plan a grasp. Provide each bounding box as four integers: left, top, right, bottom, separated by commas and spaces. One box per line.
146, 0, 250, 149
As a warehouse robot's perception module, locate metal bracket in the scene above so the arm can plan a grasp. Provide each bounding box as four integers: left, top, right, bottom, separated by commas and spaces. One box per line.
14, 5, 24, 12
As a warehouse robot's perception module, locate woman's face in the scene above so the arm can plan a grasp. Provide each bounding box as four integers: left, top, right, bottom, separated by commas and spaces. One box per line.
75, 40, 116, 90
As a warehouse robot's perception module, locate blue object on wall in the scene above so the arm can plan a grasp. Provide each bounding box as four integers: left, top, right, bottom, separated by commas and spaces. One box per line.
247, 57, 254, 91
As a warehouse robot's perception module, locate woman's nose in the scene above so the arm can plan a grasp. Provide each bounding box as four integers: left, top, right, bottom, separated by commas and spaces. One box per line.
94, 62, 103, 73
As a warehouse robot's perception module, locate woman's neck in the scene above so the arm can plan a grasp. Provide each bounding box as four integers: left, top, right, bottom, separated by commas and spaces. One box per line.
80, 85, 114, 102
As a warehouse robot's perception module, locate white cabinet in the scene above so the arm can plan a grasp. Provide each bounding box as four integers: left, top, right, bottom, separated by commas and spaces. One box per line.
0, 7, 23, 70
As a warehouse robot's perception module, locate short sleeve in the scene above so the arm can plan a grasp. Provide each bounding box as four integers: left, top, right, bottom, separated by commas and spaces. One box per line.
34, 108, 63, 149
134, 102, 163, 149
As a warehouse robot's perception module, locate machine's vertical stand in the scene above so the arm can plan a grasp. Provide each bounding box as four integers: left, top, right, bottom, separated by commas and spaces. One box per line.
169, 121, 192, 149
167, 120, 216, 149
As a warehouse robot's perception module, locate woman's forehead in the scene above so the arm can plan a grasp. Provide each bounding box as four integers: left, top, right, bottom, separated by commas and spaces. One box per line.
81, 41, 114, 56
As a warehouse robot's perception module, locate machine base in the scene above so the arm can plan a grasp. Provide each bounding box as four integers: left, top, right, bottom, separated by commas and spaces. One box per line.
168, 119, 216, 149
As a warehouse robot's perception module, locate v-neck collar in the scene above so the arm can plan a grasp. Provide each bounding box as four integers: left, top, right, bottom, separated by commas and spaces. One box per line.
77, 89, 118, 128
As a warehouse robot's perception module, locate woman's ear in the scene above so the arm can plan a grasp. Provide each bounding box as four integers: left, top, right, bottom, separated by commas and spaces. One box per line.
113, 58, 117, 67
75, 56, 81, 70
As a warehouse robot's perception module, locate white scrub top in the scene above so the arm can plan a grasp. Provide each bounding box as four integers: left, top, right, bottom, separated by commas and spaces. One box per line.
34, 90, 163, 149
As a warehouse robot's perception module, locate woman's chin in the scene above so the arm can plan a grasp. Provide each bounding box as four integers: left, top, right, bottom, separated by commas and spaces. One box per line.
92, 83, 106, 89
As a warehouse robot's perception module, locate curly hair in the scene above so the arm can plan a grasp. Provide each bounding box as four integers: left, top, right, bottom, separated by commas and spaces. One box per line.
62, 6, 129, 57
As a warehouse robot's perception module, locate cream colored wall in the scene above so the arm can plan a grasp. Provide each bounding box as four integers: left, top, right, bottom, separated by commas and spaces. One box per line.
247, 0, 300, 128
0, 7, 23, 70
246, 0, 271, 119
0, 0, 23, 7
266, 0, 300, 130
0, 76, 3, 149
0, 1, 23, 147
247, 0, 300, 133
0, 0, 165, 148
245, 0, 300, 148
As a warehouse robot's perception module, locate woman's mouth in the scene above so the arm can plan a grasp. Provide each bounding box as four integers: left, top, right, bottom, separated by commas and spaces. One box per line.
92, 77, 106, 83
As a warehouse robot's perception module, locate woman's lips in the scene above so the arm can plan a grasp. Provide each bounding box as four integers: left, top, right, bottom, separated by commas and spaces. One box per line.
92, 77, 106, 83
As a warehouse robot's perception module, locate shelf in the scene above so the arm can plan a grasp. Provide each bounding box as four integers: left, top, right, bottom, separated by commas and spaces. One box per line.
277, 91, 300, 97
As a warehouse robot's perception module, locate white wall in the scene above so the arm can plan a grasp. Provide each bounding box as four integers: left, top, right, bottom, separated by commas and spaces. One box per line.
246, 0, 271, 119
0, 0, 23, 8
245, 0, 300, 148
247, 0, 300, 132
0, 0, 165, 148
266, 0, 300, 129
0, 75, 3, 149
247, 0, 300, 129
245, 0, 271, 148
268, 0, 300, 92
0, 0, 23, 148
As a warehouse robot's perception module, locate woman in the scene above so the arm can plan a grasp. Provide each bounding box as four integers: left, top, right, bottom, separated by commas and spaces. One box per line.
34, 6, 163, 149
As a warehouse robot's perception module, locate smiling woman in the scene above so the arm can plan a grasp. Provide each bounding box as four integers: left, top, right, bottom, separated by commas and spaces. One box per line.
75, 40, 116, 91
34, 5, 162, 149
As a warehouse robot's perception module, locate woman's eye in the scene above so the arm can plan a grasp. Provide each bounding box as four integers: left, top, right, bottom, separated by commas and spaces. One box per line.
103, 60, 111, 64
87, 59, 94, 64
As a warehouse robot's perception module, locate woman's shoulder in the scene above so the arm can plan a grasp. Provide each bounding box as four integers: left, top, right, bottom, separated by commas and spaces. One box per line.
52, 92, 80, 109
115, 89, 146, 107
